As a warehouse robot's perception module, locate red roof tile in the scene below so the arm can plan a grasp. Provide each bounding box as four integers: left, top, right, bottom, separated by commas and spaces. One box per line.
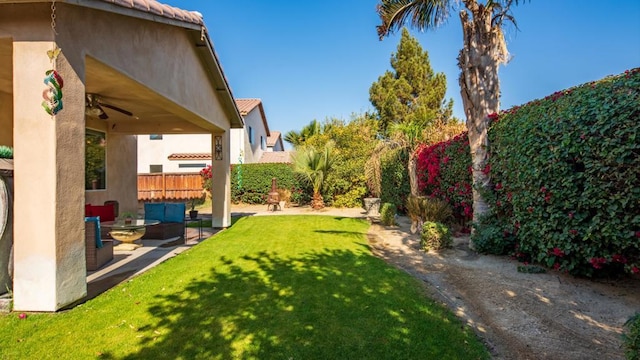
168, 153, 211, 160
99, 0, 204, 25
259, 151, 292, 164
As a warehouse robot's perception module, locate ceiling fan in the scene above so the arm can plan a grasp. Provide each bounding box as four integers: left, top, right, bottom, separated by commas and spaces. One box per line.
85, 93, 134, 119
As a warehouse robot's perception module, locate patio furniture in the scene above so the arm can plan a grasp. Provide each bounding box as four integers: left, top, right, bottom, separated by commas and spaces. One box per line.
141, 202, 185, 240
101, 219, 161, 250
84, 216, 114, 271
85, 202, 117, 239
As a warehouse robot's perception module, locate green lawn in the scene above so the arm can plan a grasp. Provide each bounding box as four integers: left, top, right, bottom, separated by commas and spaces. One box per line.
0, 215, 489, 359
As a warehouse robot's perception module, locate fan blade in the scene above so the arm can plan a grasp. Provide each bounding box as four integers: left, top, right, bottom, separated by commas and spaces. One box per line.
100, 102, 133, 117
97, 104, 109, 120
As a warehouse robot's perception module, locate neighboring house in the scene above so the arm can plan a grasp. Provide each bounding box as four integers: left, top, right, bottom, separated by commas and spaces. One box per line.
138, 98, 288, 171
0, 0, 242, 311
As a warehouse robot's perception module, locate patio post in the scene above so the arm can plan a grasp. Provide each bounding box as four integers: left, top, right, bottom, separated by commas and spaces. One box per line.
12, 40, 87, 311
210, 131, 231, 228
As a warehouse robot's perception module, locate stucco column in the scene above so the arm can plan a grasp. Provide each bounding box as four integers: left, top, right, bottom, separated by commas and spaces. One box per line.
210, 131, 231, 228
12, 41, 86, 311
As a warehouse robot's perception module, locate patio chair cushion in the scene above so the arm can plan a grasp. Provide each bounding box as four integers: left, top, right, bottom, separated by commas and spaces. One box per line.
164, 203, 185, 223
144, 202, 165, 222
85, 216, 103, 248
85, 203, 115, 222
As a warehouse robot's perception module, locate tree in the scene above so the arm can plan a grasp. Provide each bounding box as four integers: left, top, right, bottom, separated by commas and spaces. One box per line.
377, 0, 526, 238
284, 119, 322, 147
369, 28, 453, 137
292, 141, 335, 209
369, 28, 455, 196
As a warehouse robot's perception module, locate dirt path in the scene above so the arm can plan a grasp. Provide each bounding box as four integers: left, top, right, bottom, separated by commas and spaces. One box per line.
367, 215, 640, 360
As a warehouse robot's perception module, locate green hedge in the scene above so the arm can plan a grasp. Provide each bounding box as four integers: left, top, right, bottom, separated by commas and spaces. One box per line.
380, 147, 410, 213
485, 68, 640, 277
230, 163, 310, 204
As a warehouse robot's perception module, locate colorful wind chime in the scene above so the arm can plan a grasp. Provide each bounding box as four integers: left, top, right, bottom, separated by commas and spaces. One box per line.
42, 1, 63, 116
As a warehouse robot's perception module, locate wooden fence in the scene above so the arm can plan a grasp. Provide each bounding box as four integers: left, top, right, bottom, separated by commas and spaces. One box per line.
138, 173, 204, 201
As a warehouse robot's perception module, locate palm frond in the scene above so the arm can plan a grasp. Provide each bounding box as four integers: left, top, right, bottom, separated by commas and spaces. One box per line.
377, 0, 451, 39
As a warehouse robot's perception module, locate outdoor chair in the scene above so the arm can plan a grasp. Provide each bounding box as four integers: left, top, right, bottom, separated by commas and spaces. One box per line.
85, 216, 114, 271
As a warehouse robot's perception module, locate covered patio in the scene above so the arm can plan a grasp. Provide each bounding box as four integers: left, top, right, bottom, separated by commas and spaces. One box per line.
0, 0, 243, 311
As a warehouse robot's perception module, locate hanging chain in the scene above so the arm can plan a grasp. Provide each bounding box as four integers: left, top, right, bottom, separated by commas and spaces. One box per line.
50, 1, 58, 35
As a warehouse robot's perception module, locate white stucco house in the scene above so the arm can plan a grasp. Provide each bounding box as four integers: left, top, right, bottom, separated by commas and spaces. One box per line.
137, 98, 288, 173
0, 0, 243, 311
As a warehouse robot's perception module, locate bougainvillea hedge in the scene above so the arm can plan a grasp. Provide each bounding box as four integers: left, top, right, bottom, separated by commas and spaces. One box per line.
486, 68, 639, 277
415, 133, 473, 227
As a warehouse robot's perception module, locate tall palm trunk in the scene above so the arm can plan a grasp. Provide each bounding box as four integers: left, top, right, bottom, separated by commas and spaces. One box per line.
457, 1, 506, 247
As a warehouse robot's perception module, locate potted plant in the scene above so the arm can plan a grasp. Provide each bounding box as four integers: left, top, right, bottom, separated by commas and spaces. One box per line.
189, 199, 199, 219
118, 212, 137, 225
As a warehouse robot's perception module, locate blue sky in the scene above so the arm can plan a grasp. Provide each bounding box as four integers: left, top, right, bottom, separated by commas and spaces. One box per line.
165, 1, 639, 148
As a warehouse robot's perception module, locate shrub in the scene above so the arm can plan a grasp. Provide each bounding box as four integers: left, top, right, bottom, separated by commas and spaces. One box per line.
471, 213, 517, 255
406, 195, 453, 225
380, 147, 410, 213
0, 146, 13, 159
420, 222, 452, 251
487, 68, 640, 277
415, 133, 472, 227
380, 202, 397, 226
623, 313, 640, 360
230, 163, 304, 204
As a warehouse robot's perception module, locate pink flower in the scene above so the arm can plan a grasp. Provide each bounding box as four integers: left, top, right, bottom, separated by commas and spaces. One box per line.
18, 313, 26, 319
632, 266, 639, 274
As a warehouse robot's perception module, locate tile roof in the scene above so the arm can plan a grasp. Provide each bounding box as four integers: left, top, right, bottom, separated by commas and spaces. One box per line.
259, 151, 292, 164
97, 0, 204, 25
234, 98, 262, 116
266, 131, 281, 147
168, 153, 211, 160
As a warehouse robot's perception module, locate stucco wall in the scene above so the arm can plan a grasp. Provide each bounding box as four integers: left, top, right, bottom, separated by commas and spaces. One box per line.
242, 108, 268, 164
137, 134, 211, 173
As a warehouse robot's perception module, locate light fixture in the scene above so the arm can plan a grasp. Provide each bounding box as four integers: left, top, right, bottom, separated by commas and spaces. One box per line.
214, 136, 223, 160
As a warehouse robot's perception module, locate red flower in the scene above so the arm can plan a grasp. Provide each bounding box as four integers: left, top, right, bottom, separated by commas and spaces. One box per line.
632, 267, 639, 274
568, 212, 574, 219
496, 200, 502, 207
495, 183, 503, 190
540, 186, 547, 193
487, 112, 499, 120
527, 207, 534, 213
569, 229, 578, 236
482, 164, 491, 175
551, 247, 565, 257
612, 254, 627, 264
553, 263, 561, 271
589, 257, 607, 269
507, 192, 513, 201
635, 231, 640, 238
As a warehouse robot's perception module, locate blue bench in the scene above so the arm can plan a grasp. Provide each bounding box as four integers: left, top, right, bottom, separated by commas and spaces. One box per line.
141, 202, 185, 240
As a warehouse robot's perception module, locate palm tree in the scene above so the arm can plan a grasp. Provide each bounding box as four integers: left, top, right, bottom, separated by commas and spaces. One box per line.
292, 141, 334, 209
284, 119, 322, 147
377, 0, 526, 237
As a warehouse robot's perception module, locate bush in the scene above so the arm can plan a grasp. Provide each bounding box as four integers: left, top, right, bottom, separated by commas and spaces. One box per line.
420, 222, 452, 251
380, 147, 410, 213
415, 133, 472, 226
231, 163, 305, 204
471, 213, 517, 255
380, 202, 397, 226
487, 68, 640, 277
0, 145, 13, 159
406, 195, 453, 225
623, 313, 640, 360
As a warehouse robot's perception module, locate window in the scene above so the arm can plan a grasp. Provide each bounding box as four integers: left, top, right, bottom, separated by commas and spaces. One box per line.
150, 134, 163, 140
178, 163, 207, 168
261, 136, 266, 150
149, 165, 163, 173
248, 126, 254, 145
85, 129, 106, 190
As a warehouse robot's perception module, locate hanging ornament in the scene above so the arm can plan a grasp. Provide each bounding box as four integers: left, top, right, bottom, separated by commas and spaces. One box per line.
42, 0, 63, 116
42, 69, 63, 115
